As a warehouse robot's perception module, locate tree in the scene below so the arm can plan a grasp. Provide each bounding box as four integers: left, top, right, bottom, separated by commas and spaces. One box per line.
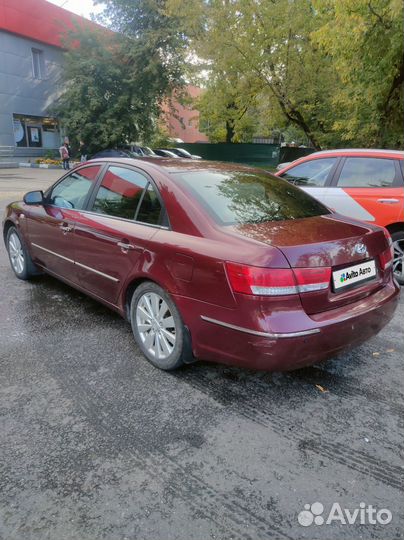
168, 0, 403, 148
313, 0, 404, 147
55, 0, 187, 154
167, 0, 339, 149
197, 74, 261, 142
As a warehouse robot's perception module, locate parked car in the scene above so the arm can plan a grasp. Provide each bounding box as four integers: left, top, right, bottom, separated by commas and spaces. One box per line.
154, 149, 181, 158
276, 161, 292, 171
168, 148, 202, 160
90, 148, 141, 159
276, 149, 404, 284
3, 159, 399, 372
124, 145, 158, 157
140, 146, 157, 157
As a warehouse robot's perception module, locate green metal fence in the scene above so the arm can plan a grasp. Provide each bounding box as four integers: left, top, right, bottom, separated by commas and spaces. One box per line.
177, 143, 281, 167
176, 143, 316, 167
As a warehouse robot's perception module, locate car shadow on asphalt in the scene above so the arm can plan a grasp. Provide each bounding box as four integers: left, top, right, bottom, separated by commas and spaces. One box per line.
17, 269, 401, 414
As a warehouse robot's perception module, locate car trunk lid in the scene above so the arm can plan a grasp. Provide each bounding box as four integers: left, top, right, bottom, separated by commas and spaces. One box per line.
230, 214, 390, 314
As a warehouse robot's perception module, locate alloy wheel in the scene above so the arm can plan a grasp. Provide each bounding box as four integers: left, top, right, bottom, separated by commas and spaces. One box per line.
8, 232, 25, 275
136, 292, 177, 360
393, 238, 404, 283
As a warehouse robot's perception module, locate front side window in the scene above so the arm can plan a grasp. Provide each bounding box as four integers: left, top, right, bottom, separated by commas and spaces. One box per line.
92, 166, 148, 219
174, 170, 329, 226
48, 166, 101, 209
337, 157, 396, 188
281, 158, 337, 187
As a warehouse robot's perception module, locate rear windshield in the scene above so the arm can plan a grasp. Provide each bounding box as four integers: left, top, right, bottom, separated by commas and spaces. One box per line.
173, 170, 330, 225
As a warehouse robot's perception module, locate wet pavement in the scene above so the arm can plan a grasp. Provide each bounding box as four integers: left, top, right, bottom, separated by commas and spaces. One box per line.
0, 168, 403, 540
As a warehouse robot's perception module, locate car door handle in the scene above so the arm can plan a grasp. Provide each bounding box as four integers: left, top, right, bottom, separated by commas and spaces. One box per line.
377, 198, 399, 204
117, 241, 135, 252
60, 223, 73, 233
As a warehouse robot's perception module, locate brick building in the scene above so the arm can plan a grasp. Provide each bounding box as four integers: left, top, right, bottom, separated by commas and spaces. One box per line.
162, 85, 208, 143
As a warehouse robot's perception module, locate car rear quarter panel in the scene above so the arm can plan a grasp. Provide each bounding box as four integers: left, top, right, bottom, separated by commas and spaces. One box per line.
119, 227, 291, 312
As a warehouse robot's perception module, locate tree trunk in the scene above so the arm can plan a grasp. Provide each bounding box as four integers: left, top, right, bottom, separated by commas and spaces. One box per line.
289, 110, 322, 150
378, 58, 404, 147
275, 95, 322, 149
225, 120, 235, 143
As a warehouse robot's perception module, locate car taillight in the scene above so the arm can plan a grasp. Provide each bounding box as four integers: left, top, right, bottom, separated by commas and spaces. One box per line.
225, 262, 331, 296
292, 267, 332, 293
380, 229, 394, 270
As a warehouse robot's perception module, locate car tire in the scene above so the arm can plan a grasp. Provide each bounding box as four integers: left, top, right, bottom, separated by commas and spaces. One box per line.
6, 226, 39, 280
130, 281, 192, 370
391, 230, 404, 286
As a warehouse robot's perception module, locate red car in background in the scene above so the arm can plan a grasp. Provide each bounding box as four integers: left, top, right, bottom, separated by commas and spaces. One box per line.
3, 159, 400, 371
276, 149, 404, 284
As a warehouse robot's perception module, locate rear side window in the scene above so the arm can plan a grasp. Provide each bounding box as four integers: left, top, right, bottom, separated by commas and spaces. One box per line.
173, 170, 329, 226
92, 166, 147, 219
281, 158, 337, 187
337, 158, 396, 187
136, 184, 163, 225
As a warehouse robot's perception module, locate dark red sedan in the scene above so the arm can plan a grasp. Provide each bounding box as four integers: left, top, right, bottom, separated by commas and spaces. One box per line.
2, 158, 400, 371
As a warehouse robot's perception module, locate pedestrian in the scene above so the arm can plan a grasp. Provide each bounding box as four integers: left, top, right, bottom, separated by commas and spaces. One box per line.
79, 140, 88, 162
64, 136, 72, 159
59, 141, 70, 170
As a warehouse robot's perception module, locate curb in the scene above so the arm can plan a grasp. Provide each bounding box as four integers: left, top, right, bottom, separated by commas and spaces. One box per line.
19, 163, 63, 169
18, 162, 80, 170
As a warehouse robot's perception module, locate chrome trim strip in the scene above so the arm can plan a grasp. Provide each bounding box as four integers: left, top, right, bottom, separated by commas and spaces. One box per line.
74, 261, 119, 282
31, 242, 74, 264
31, 243, 119, 283
200, 316, 320, 338
78, 208, 170, 230
45, 205, 169, 230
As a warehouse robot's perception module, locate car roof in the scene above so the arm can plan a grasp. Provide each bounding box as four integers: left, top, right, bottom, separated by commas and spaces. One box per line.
308, 148, 404, 158
86, 157, 266, 175
86, 156, 273, 180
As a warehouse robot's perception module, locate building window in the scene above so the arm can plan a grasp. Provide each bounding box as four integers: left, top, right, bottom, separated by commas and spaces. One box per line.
31, 48, 44, 79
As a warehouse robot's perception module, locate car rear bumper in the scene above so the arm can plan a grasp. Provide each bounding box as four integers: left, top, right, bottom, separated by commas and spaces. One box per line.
174, 278, 400, 371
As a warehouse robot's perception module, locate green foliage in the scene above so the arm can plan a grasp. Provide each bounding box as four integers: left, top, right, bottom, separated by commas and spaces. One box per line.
197, 75, 263, 142
44, 149, 58, 160
145, 125, 172, 147
56, 0, 403, 150
168, 0, 403, 148
55, 0, 187, 154
55, 31, 146, 154
312, 0, 404, 147
168, 0, 338, 148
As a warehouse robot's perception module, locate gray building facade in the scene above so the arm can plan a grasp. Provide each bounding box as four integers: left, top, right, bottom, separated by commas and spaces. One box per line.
0, 29, 64, 162
0, 0, 99, 163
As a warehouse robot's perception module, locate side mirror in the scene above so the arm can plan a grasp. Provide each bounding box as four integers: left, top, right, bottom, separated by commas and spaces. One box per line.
23, 190, 44, 205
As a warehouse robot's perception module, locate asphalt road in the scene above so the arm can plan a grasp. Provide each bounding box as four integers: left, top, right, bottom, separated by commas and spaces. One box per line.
0, 168, 403, 540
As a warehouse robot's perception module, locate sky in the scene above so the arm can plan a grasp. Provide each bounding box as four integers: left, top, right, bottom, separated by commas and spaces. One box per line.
47, 0, 105, 20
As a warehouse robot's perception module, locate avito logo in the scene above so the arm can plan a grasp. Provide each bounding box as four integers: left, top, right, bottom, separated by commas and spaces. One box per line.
340, 269, 359, 283
298, 502, 392, 527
